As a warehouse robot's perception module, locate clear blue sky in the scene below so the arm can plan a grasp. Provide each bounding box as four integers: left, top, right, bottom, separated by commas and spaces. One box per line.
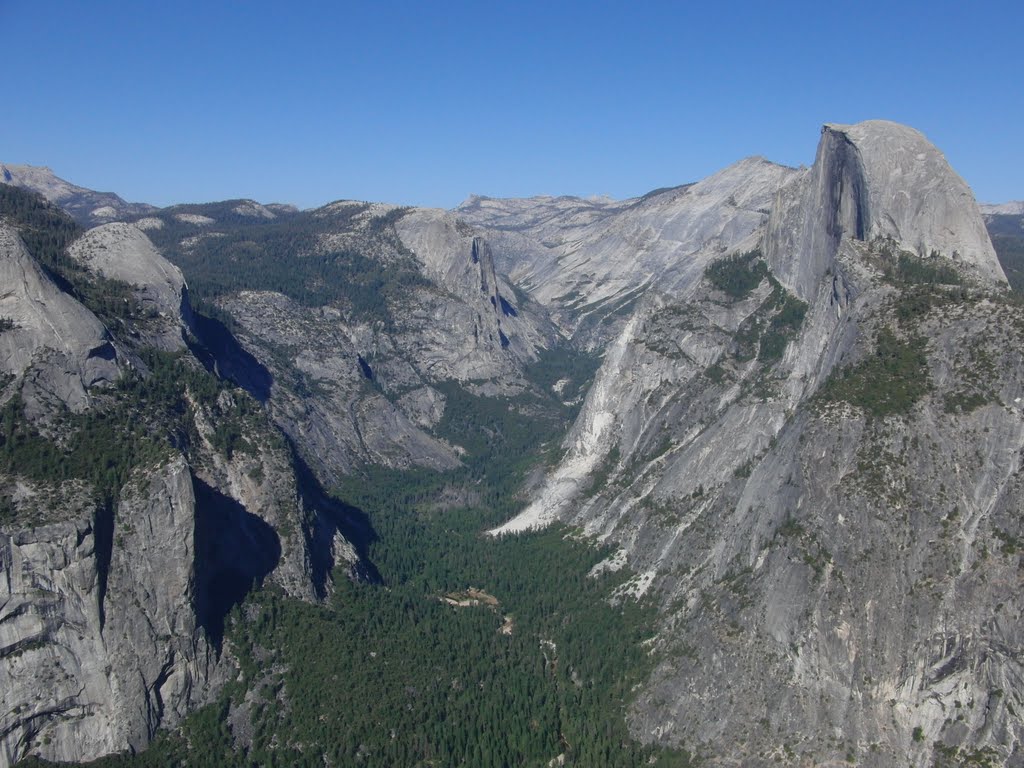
4, 0, 1022, 209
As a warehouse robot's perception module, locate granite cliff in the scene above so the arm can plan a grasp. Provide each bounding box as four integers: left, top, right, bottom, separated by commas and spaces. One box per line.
3, 120, 1022, 766
0, 192, 361, 766
128, 199, 560, 486
492, 121, 1022, 765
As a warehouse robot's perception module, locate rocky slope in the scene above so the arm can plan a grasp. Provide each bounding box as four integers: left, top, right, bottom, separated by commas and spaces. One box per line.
494, 121, 1023, 766
0, 194, 362, 767
457, 157, 801, 347
67, 222, 194, 351
5, 122, 1022, 767
0, 224, 119, 416
0, 164, 155, 228
130, 199, 561, 486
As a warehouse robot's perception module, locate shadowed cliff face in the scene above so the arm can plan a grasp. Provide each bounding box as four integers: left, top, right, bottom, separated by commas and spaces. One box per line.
3, 120, 1021, 767
766, 126, 870, 300
768, 121, 1005, 301
0, 205, 366, 767
494, 121, 1022, 765
193, 478, 280, 646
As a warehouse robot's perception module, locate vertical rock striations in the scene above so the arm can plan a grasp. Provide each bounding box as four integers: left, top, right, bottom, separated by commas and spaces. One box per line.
497, 120, 1022, 765
0, 459, 216, 764
0, 217, 364, 766
767, 121, 1005, 300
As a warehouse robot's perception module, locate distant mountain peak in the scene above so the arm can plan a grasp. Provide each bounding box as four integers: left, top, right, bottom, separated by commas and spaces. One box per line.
980, 200, 1024, 216
0, 162, 155, 227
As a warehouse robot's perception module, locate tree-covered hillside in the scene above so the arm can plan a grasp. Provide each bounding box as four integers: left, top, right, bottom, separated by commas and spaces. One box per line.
21, 358, 693, 768
987, 212, 1024, 291
134, 202, 428, 326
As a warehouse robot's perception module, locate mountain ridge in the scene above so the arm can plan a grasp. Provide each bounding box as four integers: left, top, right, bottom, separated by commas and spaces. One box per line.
3, 120, 1023, 767
489, 119, 1023, 765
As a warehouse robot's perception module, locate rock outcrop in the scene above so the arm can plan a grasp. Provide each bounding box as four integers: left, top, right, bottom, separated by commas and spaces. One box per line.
0, 458, 217, 765
766, 121, 1005, 300
68, 222, 194, 351
0, 164, 155, 228
0, 224, 119, 414
394, 208, 553, 381
494, 121, 1023, 765
458, 158, 800, 345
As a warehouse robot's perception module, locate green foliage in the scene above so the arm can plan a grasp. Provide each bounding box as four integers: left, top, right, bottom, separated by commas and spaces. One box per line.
723, 277, 807, 367
757, 293, 807, 362
705, 250, 767, 299
419, 382, 572, 525
893, 285, 960, 327
890, 253, 961, 286
208, 527, 692, 768
525, 345, 602, 415
0, 394, 170, 520
0, 317, 16, 333
705, 363, 727, 384
993, 528, 1022, 556
985, 212, 1024, 291
942, 390, 993, 414
776, 515, 805, 539
0, 184, 81, 271
870, 237, 962, 287
0, 350, 262, 524
139, 203, 429, 326
932, 742, 1000, 767
817, 328, 930, 417
0, 184, 152, 328
584, 445, 621, 497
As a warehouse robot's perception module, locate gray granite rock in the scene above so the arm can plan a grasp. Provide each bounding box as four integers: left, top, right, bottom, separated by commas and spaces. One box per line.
0, 224, 119, 413
493, 121, 1022, 765
0, 458, 218, 766
0, 164, 155, 228
767, 121, 1006, 301
68, 222, 193, 350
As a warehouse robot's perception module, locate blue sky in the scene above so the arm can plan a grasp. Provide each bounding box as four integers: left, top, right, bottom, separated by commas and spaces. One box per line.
4, 0, 1022, 209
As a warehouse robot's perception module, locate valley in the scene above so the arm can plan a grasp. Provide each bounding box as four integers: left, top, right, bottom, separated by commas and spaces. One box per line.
2, 120, 1023, 767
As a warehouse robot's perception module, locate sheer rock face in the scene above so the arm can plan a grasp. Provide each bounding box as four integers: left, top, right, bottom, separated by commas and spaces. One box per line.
394, 209, 554, 379
101, 458, 218, 753
457, 158, 801, 345
0, 224, 119, 413
767, 121, 1006, 300
219, 208, 559, 483
0, 433, 348, 766
68, 222, 193, 351
497, 122, 1022, 765
0, 458, 218, 766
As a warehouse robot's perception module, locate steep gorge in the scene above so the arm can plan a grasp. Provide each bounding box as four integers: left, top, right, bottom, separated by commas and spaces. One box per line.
2, 120, 1022, 767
